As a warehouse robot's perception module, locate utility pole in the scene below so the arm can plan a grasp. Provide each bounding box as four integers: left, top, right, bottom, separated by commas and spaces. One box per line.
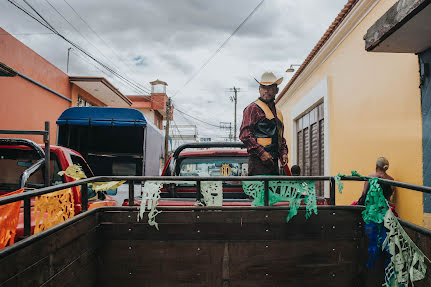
233, 87, 238, 140
164, 97, 172, 165
228, 87, 240, 141
219, 122, 232, 141
67, 47, 72, 74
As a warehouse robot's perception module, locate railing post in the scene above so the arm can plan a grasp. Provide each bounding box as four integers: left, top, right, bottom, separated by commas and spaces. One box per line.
264, 180, 269, 206
128, 180, 134, 206
329, 177, 336, 205
196, 180, 202, 203
23, 197, 31, 237
81, 183, 88, 212
44, 121, 50, 187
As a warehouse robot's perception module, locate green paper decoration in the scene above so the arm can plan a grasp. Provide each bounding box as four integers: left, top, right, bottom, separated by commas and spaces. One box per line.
334, 173, 344, 194
383, 208, 427, 286
347, 171, 428, 286
138, 181, 163, 230
242, 180, 318, 222
362, 177, 389, 224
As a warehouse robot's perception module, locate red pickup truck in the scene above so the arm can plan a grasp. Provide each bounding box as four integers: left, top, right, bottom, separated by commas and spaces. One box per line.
0, 138, 118, 238
124, 142, 330, 206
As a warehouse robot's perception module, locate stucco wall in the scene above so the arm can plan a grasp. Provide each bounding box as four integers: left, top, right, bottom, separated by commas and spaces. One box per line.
277, 0, 423, 225
0, 28, 71, 144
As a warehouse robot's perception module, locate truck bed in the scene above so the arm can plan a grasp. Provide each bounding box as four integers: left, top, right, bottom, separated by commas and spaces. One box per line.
1, 206, 430, 287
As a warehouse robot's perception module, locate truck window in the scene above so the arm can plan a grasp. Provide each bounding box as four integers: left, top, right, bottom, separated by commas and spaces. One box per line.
0, 149, 65, 192
28, 152, 65, 187
70, 155, 93, 178
178, 157, 248, 177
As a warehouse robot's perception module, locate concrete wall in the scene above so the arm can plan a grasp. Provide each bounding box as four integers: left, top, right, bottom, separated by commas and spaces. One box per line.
277, 0, 424, 226
0, 28, 71, 144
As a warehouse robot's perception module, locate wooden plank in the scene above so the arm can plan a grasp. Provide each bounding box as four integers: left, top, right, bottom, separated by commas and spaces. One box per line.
100, 209, 363, 225
0, 215, 98, 284
98, 240, 224, 287
99, 209, 363, 241
97, 239, 362, 287
0, 257, 51, 287
40, 248, 97, 287
227, 241, 361, 287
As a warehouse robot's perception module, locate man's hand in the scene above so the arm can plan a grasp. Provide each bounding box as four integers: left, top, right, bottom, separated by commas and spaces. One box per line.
281, 154, 289, 166
260, 151, 274, 165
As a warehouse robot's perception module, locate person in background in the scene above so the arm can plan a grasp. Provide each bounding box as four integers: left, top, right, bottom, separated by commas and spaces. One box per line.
356, 157, 396, 214
291, 165, 301, 176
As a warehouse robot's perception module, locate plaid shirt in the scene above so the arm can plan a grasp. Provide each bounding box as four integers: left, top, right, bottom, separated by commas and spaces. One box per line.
239, 101, 288, 158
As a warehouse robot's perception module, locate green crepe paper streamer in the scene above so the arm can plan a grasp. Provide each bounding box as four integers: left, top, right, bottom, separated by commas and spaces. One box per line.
334, 174, 344, 194
347, 171, 428, 285
382, 208, 427, 286
362, 177, 388, 224
341, 171, 388, 224
242, 180, 317, 222
138, 181, 163, 230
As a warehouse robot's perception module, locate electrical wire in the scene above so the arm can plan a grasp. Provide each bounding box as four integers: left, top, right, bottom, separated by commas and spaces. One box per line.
43, 0, 123, 73
175, 108, 220, 128
172, 118, 186, 144
173, 0, 265, 97
8, 0, 152, 95
61, 0, 153, 93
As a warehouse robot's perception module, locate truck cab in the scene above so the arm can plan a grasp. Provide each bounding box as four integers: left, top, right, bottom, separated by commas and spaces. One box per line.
125, 142, 330, 206
0, 138, 118, 238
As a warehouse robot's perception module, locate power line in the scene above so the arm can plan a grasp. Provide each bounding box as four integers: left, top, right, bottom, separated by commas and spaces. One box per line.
8, 0, 152, 96
61, 0, 153, 93
62, 0, 127, 66
172, 118, 186, 144
42, 0, 123, 73
175, 108, 220, 128
173, 0, 265, 97
0, 32, 55, 35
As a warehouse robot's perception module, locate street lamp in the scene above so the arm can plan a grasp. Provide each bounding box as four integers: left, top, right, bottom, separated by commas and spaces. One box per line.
286, 64, 301, 73
67, 47, 72, 74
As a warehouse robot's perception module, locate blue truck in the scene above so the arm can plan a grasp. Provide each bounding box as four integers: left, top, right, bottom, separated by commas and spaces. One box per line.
56, 107, 164, 176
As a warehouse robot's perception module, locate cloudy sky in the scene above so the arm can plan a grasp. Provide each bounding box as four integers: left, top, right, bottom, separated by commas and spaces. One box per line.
0, 0, 346, 140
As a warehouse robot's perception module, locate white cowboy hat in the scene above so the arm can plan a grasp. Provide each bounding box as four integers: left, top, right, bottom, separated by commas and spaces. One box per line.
254, 72, 283, 86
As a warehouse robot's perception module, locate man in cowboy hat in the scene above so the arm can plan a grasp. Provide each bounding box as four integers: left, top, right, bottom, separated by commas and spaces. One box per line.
239, 72, 288, 175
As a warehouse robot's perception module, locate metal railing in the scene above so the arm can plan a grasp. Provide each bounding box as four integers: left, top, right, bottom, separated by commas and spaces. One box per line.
1, 174, 431, 238
0, 122, 51, 237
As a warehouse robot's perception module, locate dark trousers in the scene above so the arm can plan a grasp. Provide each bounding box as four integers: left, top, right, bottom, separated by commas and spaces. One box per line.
248, 155, 279, 176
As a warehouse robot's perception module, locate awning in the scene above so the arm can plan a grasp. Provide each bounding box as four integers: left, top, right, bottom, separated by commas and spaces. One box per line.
69, 77, 132, 106
57, 107, 147, 127
364, 0, 431, 53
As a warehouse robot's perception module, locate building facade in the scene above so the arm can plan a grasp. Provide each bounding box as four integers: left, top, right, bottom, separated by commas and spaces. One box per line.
276, 0, 424, 226
0, 28, 131, 144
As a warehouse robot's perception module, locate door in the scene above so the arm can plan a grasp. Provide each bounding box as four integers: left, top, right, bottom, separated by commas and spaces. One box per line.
420, 48, 431, 213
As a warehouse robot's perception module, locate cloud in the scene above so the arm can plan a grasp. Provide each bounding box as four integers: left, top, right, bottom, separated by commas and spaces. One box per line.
0, 0, 347, 138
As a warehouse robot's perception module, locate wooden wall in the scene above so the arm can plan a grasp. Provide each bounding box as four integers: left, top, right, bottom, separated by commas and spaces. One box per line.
0, 212, 98, 287
1, 206, 431, 287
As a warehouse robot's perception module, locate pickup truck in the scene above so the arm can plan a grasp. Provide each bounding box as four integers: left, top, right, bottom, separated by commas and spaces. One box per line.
124, 142, 330, 206
0, 138, 118, 238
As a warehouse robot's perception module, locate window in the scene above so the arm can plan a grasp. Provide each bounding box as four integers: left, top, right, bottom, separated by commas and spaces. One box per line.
296, 103, 324, 195
178, 156, 248, 177
70, 154, 93, 178
77, 95, 93, 107
0, 149, 65, 192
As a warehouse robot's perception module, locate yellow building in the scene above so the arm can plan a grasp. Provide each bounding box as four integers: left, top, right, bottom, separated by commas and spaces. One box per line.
276, 0, 424, 226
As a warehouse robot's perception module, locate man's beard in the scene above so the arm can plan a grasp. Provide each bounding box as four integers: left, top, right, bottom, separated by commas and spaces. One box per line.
259, 97, 275, 104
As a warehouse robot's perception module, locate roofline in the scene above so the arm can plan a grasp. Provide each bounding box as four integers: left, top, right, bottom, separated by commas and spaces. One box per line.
275, 0, 359, 104
69, 76, 132, 106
